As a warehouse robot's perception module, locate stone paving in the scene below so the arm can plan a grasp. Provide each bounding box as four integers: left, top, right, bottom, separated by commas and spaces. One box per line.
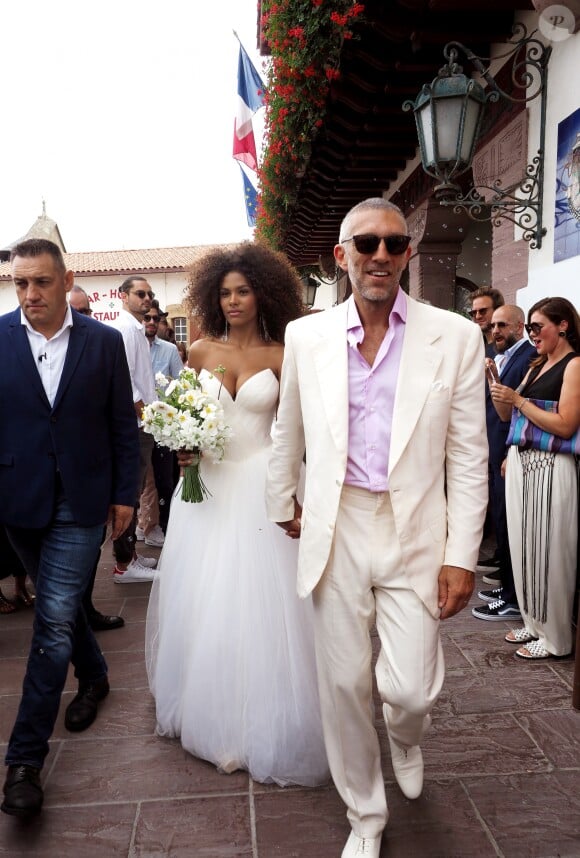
1, 543, 579, 857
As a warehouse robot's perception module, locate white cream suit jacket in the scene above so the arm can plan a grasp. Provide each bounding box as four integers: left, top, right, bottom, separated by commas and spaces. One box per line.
266, 295, 489, 617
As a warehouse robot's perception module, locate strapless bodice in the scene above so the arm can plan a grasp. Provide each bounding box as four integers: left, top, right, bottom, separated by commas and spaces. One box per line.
199, 368, 278, 461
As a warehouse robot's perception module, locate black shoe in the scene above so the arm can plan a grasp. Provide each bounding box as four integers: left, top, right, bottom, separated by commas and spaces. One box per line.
482, 569, 502, 586
477, 586, 503, 603
472, 599, 522, 621
64, 676, 110, 732
1, 765, 43, 817
88, 611, 125, 631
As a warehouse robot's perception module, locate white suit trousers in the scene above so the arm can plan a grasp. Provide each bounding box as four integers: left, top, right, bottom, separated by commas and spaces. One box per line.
311, 485, 445, 837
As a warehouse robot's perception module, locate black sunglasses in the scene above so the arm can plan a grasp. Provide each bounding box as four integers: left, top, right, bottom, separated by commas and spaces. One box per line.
525, 322, 544, 336
76, 307, 92, 316
131, 289, 155, 300
143, 314, 160, 323
490, 321, 509, 329
468, 307, 492, 318
342, 233, 411, 255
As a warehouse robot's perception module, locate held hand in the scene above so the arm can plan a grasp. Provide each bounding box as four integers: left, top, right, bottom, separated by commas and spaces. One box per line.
275, 497, 303, 539
108, 504, 134, 540
134, 399, 145, 421
438, 565, 474, 620
276, 518, 302, 538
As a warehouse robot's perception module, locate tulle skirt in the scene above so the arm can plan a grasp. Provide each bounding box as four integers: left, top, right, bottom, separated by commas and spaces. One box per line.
145, 445, 329, 787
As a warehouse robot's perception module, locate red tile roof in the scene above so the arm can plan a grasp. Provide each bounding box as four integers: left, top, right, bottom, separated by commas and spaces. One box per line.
0, 244, 232, 279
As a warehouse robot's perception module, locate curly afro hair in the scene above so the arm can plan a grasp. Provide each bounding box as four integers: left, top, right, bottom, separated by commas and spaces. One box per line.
185, 241, 305, 343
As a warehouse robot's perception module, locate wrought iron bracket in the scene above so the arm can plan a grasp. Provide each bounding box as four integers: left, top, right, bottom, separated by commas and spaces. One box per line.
404, 24, 552, 249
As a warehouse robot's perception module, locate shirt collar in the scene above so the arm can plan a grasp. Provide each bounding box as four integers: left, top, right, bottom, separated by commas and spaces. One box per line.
20, 304, 73, 338
346, 288, 407, 345
120, 307, 146, 329
500, 336, 527, 363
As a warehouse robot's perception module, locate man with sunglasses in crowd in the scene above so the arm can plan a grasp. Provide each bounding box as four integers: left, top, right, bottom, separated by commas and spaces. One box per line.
110, 277, 158, 583
469, 286, 505, 358
472, 305, 535, 623
267, 198, 488, 857
468, 286, 506, 584
135, 300, 183, 546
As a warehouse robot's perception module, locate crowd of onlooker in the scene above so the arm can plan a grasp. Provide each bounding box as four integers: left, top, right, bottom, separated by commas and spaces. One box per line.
467, 286, 579, 661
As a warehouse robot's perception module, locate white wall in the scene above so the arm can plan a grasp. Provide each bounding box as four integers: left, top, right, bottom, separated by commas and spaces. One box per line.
518, 13, 580, 309
0, 270, 189, 320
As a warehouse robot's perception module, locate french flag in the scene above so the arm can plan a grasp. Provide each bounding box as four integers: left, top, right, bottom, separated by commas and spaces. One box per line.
233, 43, 265, 173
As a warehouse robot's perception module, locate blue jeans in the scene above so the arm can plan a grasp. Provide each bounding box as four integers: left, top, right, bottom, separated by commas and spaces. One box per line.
5, 491, 107, 769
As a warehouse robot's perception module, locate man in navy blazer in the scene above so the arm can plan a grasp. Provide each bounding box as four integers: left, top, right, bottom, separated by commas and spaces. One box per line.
0, 239, 139, 818
472, 304, 536, 621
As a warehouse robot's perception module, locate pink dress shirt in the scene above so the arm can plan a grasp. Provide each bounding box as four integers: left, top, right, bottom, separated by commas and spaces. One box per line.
344, 289, 407, 491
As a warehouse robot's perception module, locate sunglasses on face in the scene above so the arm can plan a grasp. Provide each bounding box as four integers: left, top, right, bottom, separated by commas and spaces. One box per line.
468, 307, 492, 318
76, 307, 92, 316
490, 321, 509, 329
525, 322, 544, 336
342, 233, 411, 255
143, 314, 160, 323
131, 290, 155, 300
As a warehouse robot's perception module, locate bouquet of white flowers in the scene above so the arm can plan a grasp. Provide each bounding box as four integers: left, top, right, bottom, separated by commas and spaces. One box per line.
142, 367, 231, 502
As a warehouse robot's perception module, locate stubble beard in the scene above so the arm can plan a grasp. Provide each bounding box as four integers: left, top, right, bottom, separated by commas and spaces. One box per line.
356, 273, 400, 304
495, 333, 518, 353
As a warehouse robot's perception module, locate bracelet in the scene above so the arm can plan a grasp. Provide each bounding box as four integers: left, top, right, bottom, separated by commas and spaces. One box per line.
518, 397, 528, 411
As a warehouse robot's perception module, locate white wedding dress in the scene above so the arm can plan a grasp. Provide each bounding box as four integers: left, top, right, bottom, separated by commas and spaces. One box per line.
145, 369, 329, 787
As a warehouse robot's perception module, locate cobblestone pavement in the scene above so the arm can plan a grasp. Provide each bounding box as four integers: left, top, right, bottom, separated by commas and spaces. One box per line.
1, 543, 579, 857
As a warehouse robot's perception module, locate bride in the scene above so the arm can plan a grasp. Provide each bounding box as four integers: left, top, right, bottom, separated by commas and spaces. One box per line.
145, 242, 329, 787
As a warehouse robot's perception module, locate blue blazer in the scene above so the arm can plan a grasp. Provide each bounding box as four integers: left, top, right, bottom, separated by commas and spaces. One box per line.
0, 308, 140, 528
486, 340, 537, 465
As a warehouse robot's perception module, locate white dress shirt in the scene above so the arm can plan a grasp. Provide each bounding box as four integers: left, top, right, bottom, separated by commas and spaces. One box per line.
112, 309, 156, 424
21, 306, 73, 408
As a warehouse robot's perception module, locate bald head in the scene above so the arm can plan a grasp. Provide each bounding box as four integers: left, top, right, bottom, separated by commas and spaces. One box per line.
491, 304, 525, 353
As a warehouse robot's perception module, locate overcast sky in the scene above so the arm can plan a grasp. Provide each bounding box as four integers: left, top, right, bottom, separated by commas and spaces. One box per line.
0, 0, 266, 252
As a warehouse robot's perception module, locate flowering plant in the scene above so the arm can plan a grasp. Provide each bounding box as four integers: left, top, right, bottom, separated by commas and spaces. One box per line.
142, 368, 231, 503
256, 0, 365, 249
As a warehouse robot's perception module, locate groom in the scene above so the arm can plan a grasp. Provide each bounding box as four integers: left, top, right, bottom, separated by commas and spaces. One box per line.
266, 199, 488, 857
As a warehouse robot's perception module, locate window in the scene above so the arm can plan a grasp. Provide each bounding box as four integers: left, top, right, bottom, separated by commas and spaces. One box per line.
173, 317, 187, 343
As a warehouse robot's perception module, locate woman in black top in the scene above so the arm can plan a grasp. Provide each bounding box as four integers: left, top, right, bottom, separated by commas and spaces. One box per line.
489, 296, 580, 659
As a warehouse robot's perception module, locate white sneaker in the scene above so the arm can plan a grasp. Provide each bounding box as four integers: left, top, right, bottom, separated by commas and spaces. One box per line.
342, 831, 382, 857
113, 558, 156, 583
135, 555, 157, 569
135, 526, 145, 541
144, 525, 165, 547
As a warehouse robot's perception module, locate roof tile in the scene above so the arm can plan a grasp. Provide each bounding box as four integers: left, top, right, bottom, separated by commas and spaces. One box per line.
0, 244, 232, 279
